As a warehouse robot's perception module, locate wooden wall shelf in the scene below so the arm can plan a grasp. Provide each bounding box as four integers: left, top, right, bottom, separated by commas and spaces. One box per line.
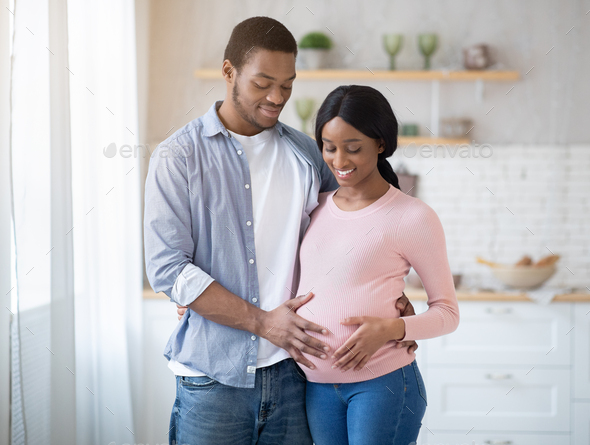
194, 68, 520, 142
194, 69, 520, 82
398, 136, 470, 145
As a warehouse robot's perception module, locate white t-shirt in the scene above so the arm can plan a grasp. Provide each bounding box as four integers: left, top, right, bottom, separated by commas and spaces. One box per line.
168, 125, 308, 376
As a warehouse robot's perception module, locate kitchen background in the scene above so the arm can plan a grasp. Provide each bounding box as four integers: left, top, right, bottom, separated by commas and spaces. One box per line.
5, 1, 588, 444
139, 0, 590, 292
134, 2, 590, 444
135, 1, 590, 444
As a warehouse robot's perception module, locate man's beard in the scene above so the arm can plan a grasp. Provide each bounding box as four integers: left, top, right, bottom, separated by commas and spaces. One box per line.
232, 80, 276, 131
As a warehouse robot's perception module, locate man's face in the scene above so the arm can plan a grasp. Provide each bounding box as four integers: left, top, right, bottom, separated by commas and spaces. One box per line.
230, 50, 296, 131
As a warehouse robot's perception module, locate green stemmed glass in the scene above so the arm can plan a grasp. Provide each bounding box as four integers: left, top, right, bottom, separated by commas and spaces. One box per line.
295, 98, 315, 134
383, 34, 403, 70
418, 34, 438, 70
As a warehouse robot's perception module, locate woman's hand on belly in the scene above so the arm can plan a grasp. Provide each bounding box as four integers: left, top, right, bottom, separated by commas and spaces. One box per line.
331, 316, 406, 372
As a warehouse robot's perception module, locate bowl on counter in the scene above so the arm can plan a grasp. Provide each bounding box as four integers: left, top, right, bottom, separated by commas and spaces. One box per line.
490, 265, 557, 289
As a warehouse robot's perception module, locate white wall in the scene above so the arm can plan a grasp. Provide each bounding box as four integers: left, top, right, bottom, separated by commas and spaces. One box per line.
138, 0, 589, 290
390, 144, 590, 290
145, 0, 590, 145
135, 2, 590, 440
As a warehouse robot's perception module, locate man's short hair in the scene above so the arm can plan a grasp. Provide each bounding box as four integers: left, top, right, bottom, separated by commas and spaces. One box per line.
223, 16, 298, 72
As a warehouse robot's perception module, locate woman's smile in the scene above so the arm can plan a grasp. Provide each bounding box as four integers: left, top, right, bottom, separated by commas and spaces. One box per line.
335, 167, 356, 178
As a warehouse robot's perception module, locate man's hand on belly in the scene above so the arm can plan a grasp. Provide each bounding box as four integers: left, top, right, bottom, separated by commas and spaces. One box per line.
257, 292, 330, 370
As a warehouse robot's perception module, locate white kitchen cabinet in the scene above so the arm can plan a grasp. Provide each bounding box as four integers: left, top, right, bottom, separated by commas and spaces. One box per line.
573, 402, 589, 445
412, 300, 589, 444
416, 431, 570, 445
425, 366, 570, 432
573, 303, 590, 400
426, 302, 571, 366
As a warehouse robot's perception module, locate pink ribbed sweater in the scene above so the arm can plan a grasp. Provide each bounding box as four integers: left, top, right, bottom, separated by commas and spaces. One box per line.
295, 184, 460, 383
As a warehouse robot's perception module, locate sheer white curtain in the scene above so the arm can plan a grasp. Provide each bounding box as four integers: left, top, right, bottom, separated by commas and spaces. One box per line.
0, 1, 12, 442
68, 0, 143, 442
8, 0, 143, 443
10, 1, 55, 442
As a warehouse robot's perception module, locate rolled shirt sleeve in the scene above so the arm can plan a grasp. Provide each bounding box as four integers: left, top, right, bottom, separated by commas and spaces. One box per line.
171, 262, 215, 307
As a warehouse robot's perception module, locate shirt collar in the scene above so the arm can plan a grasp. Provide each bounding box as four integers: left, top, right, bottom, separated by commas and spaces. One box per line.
202, 100, 288, 138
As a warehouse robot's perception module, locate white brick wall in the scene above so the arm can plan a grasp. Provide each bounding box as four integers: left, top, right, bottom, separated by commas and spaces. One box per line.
391, 144, 590, 290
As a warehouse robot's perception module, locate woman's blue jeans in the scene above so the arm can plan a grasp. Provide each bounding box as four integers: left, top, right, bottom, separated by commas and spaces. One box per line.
305, 359, 427, 445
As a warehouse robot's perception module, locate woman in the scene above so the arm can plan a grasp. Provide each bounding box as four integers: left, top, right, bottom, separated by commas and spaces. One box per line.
295, 85, 460, 445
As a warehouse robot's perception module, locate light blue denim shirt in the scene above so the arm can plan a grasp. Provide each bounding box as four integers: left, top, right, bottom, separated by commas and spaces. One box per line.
144, 100, 339, 388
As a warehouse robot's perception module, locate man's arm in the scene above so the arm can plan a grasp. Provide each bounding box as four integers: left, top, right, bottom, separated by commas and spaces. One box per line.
145, 140, 330, 369
187, 284, 330, 369
177, 291, 416, 358
172, 267, 331, 369
144, 139, 207, 302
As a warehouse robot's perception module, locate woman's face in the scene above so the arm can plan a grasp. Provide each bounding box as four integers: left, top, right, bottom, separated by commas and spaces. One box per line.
321, 117, 384, 188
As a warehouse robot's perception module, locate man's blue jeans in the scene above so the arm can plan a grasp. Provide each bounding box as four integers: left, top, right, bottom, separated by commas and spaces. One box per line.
168, 358, 312, 445
305, 359, 428, 445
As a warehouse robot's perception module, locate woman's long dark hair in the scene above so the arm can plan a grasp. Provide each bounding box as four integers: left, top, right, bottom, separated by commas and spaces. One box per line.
314, 85, 400, 190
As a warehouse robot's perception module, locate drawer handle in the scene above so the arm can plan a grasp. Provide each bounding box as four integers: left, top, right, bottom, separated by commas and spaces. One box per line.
485, 373, 513, 380
484, 441, 512, 445
485, 307, 512, 314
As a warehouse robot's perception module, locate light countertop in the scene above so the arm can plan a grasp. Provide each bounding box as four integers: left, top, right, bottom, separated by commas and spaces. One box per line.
404, 287, 590, 302
143, 287, 590, 303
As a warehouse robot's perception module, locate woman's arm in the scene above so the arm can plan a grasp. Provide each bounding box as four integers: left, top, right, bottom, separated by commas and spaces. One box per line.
394, 200, 460, 342
331, 200, 459, 372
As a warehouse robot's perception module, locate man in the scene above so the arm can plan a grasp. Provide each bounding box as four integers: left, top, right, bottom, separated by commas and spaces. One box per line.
144, 16, 418, 445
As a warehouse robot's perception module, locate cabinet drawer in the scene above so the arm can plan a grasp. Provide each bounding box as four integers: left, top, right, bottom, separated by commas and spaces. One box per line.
426, 302, 571, 366
417, 431, 569, 445
425, 366, 570, 432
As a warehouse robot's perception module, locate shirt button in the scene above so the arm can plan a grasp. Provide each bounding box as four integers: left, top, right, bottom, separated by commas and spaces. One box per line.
251, 335, 256, 341
249, 259, 254, 264
245, 184, 250, 189
237, 150, 243, 155
246, 221, 252, 226
252, 298, 258, 303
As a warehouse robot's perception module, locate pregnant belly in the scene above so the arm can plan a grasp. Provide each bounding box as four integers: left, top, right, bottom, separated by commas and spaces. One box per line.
295, 298, 399, 383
